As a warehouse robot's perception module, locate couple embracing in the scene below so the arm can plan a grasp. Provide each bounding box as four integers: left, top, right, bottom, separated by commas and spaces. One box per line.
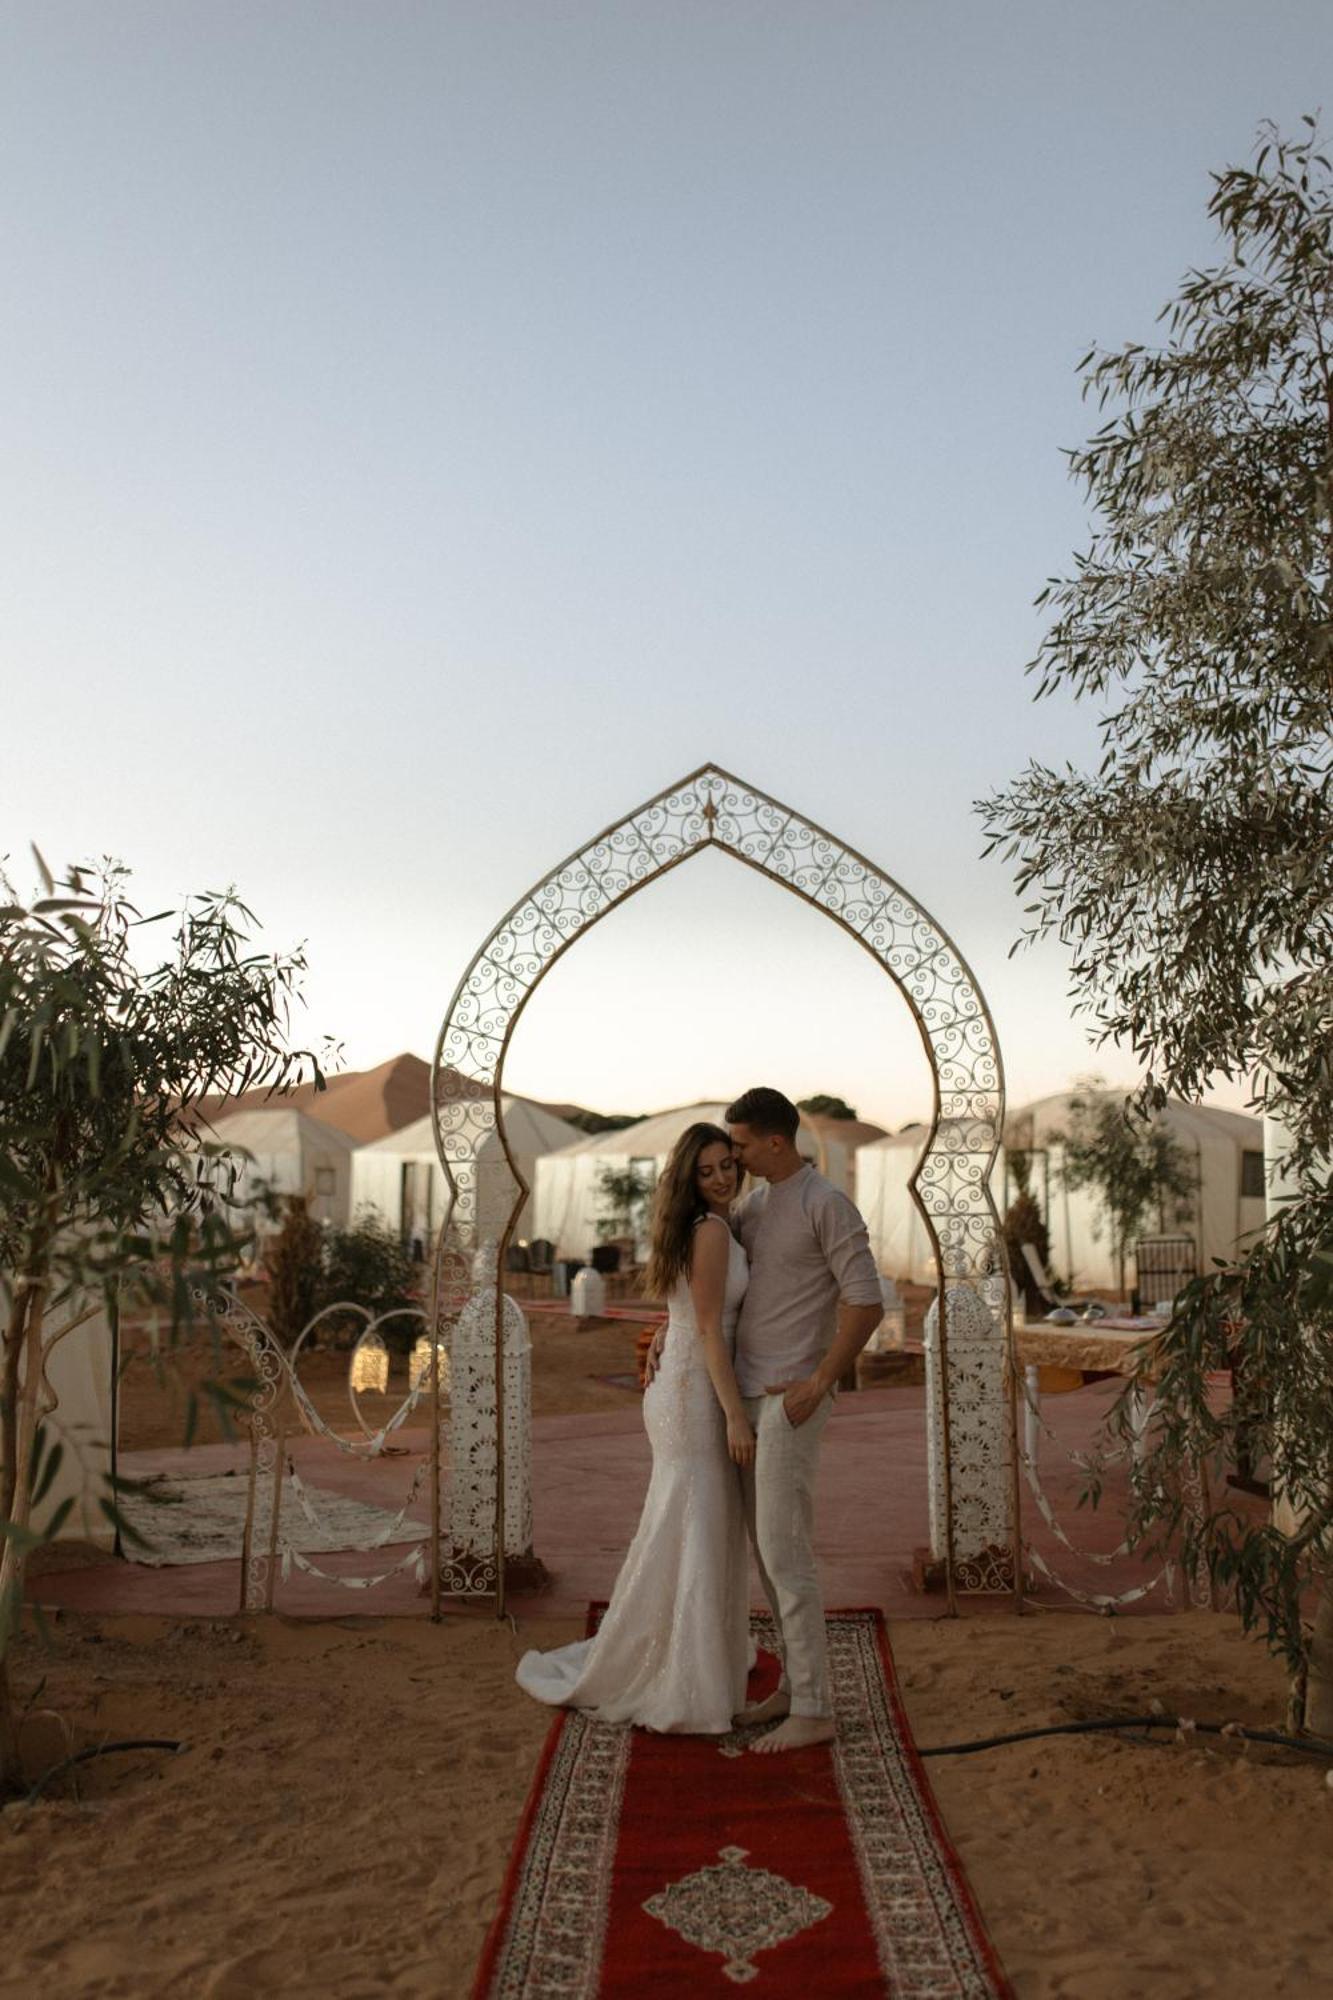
517, 1086, 884, 1751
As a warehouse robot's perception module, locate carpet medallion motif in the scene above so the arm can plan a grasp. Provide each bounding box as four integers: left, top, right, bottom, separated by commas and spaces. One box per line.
642, 1844, 833, 1984
475, 1609, 1011, 1997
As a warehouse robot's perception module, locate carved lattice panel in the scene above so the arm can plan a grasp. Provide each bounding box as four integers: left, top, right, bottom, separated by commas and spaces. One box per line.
443, 1290, 533, 1595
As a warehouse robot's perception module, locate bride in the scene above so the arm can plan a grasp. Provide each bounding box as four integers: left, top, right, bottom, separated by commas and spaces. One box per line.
515, 1122, 754, 1733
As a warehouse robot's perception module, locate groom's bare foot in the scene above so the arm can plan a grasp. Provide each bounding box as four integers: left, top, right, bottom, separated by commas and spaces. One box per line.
732, 1690, 790, 1728
750, 1714, 835, 1755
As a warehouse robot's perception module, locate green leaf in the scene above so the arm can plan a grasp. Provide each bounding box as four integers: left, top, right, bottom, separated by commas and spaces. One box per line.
0, 1518, 44, 1551
31, 1439, 64, 1507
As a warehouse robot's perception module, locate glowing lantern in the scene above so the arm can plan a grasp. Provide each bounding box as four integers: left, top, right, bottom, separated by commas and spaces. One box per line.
410, 1334, 451, 1397
349, 1329, 390, 1395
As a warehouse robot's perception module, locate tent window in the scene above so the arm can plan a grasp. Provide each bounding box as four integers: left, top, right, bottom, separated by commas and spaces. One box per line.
1240, 1150, 1265, 1199
313, 1166, 337, 1196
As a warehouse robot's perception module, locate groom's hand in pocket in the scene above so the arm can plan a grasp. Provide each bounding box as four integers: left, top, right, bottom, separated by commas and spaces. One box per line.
766, 1374, 827, 1428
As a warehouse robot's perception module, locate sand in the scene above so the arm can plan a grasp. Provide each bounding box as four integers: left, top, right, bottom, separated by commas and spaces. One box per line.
2, 1606, 1329, 1997
894, 1611, 1332, 1998
6, 1311, 1330, 1995
3, 1610, 557, 1998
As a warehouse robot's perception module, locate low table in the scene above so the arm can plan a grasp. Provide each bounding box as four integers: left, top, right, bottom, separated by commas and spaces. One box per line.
1014, 1316, 1167, 1468
1014, 1316, 1165, 1377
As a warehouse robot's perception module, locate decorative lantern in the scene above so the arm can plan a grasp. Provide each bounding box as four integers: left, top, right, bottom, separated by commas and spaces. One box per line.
410, 1334, 451, 1397
349, 1328, 390, 1395
569, 1264, 607, 1323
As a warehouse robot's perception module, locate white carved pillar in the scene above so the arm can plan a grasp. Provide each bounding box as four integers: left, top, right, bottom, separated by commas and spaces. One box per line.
923, 1281, 1012, 1586
444, 1289, 534, 1589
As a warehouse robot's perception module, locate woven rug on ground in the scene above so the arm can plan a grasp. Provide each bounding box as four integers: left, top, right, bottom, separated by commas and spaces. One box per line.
117, 1473, 428, 1567
475, 1607, 1011, 1998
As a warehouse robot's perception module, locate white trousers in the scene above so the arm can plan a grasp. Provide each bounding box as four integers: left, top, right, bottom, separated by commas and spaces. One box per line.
740, 1391, 834, 1718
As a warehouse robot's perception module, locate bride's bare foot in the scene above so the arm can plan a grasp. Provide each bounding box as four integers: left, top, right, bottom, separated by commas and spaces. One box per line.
732, 1690, 790, 1728
750, 1714, 835, 1755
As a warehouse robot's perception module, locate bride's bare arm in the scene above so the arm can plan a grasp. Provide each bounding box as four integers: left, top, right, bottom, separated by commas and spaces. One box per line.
688, 1218, 756, 1468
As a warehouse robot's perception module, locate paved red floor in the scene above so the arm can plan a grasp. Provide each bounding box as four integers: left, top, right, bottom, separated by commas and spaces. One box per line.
31, 1383, 1241, 1623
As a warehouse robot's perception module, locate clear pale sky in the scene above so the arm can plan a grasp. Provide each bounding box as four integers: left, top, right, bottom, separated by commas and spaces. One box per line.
6, 4, 1328, 1129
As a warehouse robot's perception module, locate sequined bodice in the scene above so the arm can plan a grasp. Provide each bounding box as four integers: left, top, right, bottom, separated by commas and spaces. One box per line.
662, 1220, 749, 1362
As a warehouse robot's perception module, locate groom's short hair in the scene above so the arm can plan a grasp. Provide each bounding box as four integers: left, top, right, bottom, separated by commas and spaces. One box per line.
725, 1086, 800, 1140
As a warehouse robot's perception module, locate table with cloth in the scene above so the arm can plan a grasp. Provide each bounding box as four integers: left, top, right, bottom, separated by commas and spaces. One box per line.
1013, 1315, 1166, 1468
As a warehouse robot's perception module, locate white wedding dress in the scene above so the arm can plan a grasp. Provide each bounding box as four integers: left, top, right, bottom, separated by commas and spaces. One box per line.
516, 1216, 751, 1733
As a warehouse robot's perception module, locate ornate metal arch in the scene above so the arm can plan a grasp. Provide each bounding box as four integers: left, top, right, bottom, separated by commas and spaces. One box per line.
430, 764, 1018, 1612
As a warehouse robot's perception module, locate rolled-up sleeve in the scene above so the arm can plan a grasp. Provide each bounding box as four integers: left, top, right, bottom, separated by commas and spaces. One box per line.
812, 1188, 883, 1305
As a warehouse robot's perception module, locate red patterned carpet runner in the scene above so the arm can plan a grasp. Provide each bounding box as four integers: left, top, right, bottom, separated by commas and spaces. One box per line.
475, 1609, 1011, 1997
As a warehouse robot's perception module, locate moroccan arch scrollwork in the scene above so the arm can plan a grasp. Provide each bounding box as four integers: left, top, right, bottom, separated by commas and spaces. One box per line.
431, 764, 1018, 1611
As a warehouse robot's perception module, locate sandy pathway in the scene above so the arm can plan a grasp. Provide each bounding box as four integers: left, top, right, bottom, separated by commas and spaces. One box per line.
3, 1606, 1329, 1997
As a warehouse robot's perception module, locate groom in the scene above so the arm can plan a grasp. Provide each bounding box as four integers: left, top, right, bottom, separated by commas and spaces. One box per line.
725, 1086, 883, 1753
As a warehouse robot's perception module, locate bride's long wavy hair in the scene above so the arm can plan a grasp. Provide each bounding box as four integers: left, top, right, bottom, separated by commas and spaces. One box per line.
641, 1122, 734, 1300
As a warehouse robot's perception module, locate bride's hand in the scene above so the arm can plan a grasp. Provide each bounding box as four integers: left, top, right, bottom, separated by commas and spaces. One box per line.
642, 1322, 667, 1386
726, 1412, 756, 1468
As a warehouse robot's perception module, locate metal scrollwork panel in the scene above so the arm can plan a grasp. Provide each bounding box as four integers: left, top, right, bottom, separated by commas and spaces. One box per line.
193, 1288, 445, 1612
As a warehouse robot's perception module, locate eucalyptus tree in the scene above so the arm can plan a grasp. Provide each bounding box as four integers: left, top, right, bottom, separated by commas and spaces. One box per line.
797, 1095, 859, 1122
979, 119, 1333, 1732
1053, 1077, 1196, 1297
593, 1162, 656, 1243
0, 852, 328, 1785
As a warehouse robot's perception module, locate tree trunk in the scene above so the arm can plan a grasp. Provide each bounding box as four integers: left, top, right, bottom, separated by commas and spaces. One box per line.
0, 1278, 46, 1526
1304, 1566, 1333, 1740
0, 1653, 14, 1790
0, 1278, 48, 1633
1, 1282, 32, 1524
0, 1280, 44, 1792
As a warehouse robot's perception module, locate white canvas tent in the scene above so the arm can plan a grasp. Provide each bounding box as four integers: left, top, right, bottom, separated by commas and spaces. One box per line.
349, 1097, 584, 1251
532, 1102, 875, 1261
855, 1124, 938, 1284
857, 1095, 1267, 1291
200, 1107, 359, 1229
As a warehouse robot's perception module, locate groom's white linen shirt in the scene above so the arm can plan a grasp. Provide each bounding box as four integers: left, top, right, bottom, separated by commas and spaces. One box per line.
730, 1165, 882, 1399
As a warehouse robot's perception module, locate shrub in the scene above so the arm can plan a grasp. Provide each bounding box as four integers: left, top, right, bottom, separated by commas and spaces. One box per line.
264, 1196, 325, 1348
318, 1209, 419, 1350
